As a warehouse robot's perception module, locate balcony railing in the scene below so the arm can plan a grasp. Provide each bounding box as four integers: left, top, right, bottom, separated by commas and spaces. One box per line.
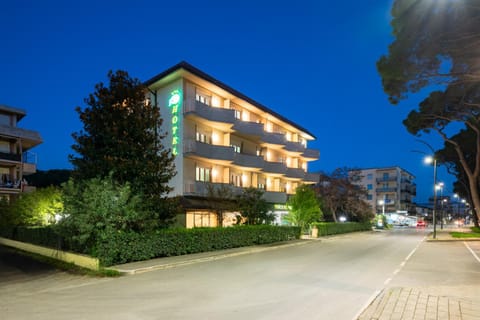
184, 140, 234, 161
232, 120, 264, 137
376, 176, 397, 183
263, 191, 287, 203
376, 187, 397, 193
285, 167, 305, 179
0, 151, 21, 162
184, 100, 235, 124
262, 161, 287, 175
302, 148, 319, 160
284, 141, 305, 153
304, 172, 320, 183
261, 131, 286, 146
233, 153, 264, 169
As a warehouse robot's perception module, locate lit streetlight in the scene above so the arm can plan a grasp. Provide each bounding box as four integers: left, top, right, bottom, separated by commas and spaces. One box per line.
436, 182, 444, 229
424, 156, 437, 239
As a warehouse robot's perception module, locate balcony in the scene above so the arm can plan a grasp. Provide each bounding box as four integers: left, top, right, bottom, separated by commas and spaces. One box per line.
376, 176, 397, 183
184, 140, 234, 162
0, 125, 42, 149
0, 151, 21, 163
263, 191, 287, 204
285, 167, 305, 179
184, 100, 235, 124
284, 141, 305, 153
232, 120, 264, 138
261, 131, 286, 146
233, 153, 264, 169
376, 187, 397, 193
185, 181, 244, 197
302, 148, 319, 160
262, 161, 287, 175
23, 162, 37, 174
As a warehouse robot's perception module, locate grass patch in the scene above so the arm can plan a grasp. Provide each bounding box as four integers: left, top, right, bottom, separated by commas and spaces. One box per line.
450, 226, 480, 239
5, 247, 120, 277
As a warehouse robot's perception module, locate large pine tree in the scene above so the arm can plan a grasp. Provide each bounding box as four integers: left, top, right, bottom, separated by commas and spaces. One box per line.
70, 70, 177, 223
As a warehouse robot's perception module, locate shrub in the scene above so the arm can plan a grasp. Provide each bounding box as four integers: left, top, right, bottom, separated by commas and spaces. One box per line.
96, 225, 301, 266
311, 222, 371, 236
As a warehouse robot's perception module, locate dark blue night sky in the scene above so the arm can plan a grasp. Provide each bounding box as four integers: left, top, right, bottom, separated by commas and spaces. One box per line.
0, 0, 454, 202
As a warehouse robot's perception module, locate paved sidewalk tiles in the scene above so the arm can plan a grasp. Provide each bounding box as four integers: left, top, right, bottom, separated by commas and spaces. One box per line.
358, 287, 480, 320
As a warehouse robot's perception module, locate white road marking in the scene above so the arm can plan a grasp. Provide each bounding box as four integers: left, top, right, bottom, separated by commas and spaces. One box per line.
464, 242, 480, 264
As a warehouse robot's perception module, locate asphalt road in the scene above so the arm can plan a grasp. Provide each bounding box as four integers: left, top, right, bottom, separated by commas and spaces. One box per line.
1, 228, 450, 320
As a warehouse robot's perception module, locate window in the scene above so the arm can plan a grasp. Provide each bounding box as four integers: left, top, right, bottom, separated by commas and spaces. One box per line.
367, 184, 373, 190
196, 93, 210, 106
231, 144, 241, 153
367, 194, 373, 200
196, 132, 209, 144
367, 173, 373, 180
383, 173, 389, 180
234, 109, 241, 120
195, 166, 211, 182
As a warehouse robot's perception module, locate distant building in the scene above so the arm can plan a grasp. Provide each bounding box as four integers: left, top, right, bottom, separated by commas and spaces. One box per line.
144, 62, 320, 227
0, 105, 42, 202
350, 166, 416, 215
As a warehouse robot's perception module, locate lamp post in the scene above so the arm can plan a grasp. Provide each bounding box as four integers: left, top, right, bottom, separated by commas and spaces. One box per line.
425, 156, 437, 239
437, 182, 444, 229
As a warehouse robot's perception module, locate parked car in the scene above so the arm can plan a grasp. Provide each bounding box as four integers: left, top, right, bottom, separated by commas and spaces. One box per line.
416, 220, 427, 228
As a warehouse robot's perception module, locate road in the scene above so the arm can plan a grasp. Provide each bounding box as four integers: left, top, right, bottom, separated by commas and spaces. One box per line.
1, 228, 478, 320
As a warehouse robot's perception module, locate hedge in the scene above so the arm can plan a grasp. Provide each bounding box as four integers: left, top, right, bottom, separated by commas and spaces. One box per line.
96, 225, 301, 266
0, 225, 301, 267
311, 222, 371, 236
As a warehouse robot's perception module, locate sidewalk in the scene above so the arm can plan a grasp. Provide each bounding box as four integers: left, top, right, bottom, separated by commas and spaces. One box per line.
358, 227, 480, 320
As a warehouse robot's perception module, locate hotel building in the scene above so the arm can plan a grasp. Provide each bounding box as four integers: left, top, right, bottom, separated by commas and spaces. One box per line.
351, 167, 416, 215
0, 105, 42, 201
145, 62, 320, 227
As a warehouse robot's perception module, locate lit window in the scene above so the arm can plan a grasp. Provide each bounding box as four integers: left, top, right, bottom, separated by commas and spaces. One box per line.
367, 184, 373, 190
196, 167, 211, 182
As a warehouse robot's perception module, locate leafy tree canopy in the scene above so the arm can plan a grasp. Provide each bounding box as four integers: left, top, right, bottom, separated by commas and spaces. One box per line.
285, 185, 322, 231
69, 70, 176, 222
237, 187, 274, 225
27, 169, 72, 188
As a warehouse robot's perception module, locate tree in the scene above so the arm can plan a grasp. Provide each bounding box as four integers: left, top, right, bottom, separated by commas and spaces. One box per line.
205, 183, 238, 226
70, 70, 176, 223
27, 169, 72, 188
237, 187, 274, 225
59, 177, 149, 253
377, 0, 480, 223
285, 185, 322, 232
315, 168, 373, 222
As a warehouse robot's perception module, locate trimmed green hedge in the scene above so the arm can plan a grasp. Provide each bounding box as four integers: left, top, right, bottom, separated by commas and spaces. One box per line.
311, 222, 371, 236
96, 225, 301, 266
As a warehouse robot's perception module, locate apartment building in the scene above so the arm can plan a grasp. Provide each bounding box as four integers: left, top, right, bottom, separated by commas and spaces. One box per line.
144, 62, 320, 227
0, 105, 42, 201
352, 167, 416, 215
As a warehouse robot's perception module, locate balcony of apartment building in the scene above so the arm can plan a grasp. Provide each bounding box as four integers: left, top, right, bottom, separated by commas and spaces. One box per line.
302, 148, 320, 160
184, 139, 234, 162
304, 172, 320, 184
376, 175, 397, 183
184, 99, 235, 126
183, 181, 287, 204
376, 187, 397, 193
261, 131, 286, 147
283, 140, 305, 154
232, 152, 264, 169
262, 160, 287, 176
232, 120, 264, 139
285, 167, 305, 180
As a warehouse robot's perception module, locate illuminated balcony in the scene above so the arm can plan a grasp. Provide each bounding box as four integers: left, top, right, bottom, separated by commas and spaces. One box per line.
184, 140, 234, 162
261, 131, 285, 146
302, 148, 319, 160
284, 141, 305, 153
304, 172, 320, 183
285, 167, 305, 179
232, 120, 264, 138
263, 191, 287, 203
262, 161, 287, 175
233, 152, 264, 169
184, 100, 235, 124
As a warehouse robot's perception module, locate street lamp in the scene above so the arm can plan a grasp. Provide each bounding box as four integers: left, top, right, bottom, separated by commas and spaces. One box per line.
436, 182, 444, 229
424, 156, 437, 239
378, 199, 385, 215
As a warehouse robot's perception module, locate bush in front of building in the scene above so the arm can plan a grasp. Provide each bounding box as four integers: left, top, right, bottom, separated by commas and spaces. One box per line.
311, 222, 371, 237
95, 225, 301, 266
